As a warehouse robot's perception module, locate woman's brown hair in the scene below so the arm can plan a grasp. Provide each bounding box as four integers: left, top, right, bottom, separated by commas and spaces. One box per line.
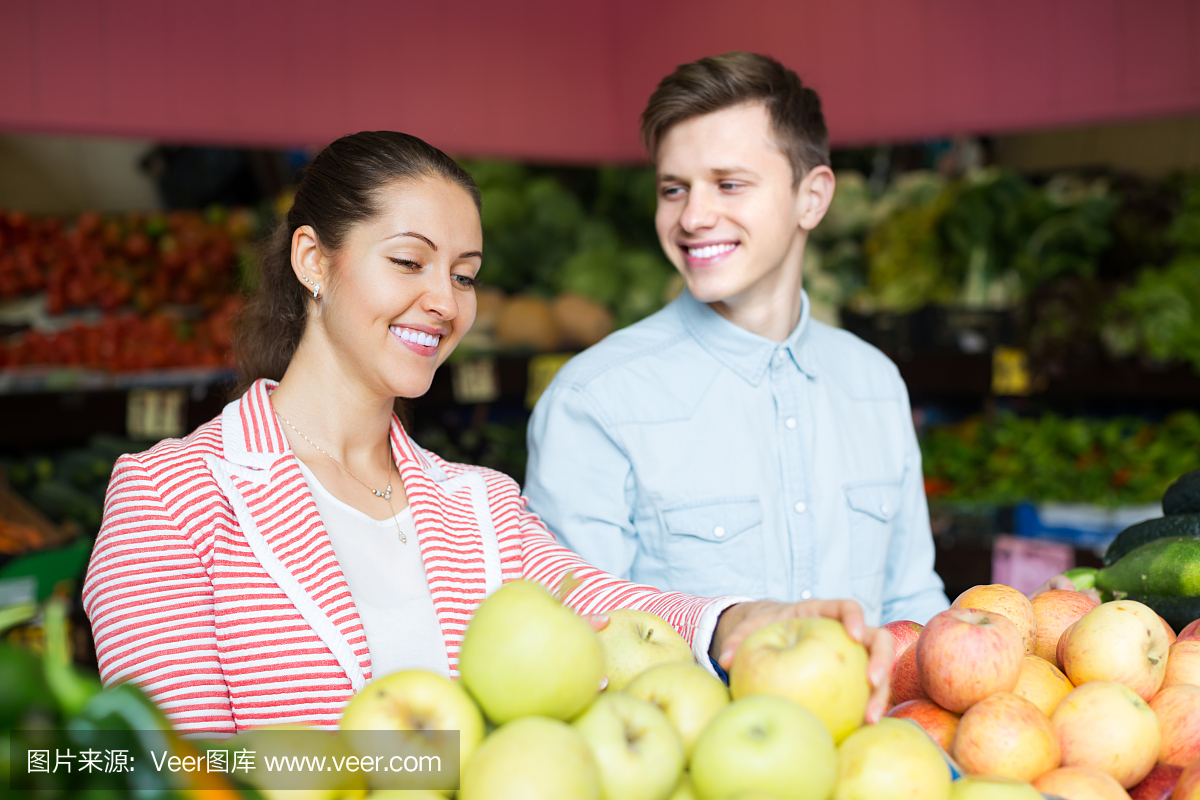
232, 131, 481, 397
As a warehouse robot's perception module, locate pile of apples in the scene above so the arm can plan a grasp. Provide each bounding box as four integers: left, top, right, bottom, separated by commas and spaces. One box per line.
884, 584, 1200, 800
333, 579, 1200, 800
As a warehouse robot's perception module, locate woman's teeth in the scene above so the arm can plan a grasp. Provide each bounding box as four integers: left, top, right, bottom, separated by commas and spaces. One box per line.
391, 326, 441, 347
687, 243, 737, 259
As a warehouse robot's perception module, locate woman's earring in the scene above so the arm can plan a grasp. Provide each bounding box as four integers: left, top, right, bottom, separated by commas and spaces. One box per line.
313, 284, 320, 299
302, 274, 320, 299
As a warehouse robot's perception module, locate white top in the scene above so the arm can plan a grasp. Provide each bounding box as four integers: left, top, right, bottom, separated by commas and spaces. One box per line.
294, 459, 451, 680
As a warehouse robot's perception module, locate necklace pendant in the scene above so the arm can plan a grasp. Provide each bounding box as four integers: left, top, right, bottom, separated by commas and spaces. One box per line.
400, 534, 407, 544
382, 487, 392, 500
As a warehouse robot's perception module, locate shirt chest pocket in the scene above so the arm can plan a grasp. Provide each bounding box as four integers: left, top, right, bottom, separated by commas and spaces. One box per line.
657, 496, 766, 596
844, 480, 902, 579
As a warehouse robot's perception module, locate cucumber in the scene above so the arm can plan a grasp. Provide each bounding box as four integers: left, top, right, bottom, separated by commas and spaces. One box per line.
1103, 513, 1200, 567
1096, 536, 1200, 597
1114, 594, 1200, 636
1164, 469, 1200, 516
1062, 567, 1097, 591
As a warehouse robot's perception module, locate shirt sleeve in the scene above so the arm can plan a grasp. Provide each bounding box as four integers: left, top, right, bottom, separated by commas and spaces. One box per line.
879, 383, 951, 625
524, 378, 640, 580
81, 455, 236, 736
513, 498, 751, 676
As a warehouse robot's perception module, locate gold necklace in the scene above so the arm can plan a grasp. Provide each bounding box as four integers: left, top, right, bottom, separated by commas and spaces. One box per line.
277, 414, 408, 544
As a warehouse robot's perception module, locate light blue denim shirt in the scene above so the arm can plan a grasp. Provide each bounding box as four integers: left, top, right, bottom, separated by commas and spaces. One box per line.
524, 289, 949, 626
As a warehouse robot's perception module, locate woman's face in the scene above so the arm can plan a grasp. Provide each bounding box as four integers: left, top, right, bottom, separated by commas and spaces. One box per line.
311, 176, 482, 399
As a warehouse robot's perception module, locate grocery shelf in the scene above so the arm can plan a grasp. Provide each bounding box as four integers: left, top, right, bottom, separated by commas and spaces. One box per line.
0, 366, 236, 395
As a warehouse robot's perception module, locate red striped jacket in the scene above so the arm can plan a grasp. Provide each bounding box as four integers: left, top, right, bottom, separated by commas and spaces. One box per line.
82, 379, 736, 735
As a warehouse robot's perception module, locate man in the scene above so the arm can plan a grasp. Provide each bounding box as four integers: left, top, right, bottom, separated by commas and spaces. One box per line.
524, 52, 949, 625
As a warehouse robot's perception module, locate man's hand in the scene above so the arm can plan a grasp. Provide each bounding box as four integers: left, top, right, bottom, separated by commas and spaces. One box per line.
710, 599, 895, 724
1029, 574, 1101, 603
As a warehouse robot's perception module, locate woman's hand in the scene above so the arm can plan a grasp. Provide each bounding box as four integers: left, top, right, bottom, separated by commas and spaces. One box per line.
709, 599, 895, 724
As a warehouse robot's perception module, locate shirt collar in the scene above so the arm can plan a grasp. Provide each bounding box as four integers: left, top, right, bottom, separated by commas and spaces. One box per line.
676, 288, 819, 386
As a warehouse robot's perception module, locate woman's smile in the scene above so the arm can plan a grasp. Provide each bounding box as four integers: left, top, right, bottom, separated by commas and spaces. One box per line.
390, 323, 444, 356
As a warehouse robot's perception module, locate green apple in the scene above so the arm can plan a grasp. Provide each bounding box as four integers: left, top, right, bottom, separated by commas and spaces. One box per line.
666, 773, 697, 800
729, 616, 869, 743
573, 692, 685, 800
458, 580, 603, 723
340, 669, 485, 783
459, 716, 600, 800
624, 662, 729, 757
948, 776, 1043, 800
596, 608, 694, 690
689, 695, 836, 800
833, 717, 951, 800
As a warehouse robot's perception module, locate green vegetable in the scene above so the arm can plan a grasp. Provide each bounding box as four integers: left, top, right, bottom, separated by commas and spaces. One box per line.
1163, 469, 1200, 516
1096, 536, 1200, 596
41, 596, 101, 717
0, 641, 55, 728
1062, 567, 1097, 591
1104, 514, 1200, 567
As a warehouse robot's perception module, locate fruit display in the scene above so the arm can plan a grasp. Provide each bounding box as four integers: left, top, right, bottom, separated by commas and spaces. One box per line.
0, 206, 253, 372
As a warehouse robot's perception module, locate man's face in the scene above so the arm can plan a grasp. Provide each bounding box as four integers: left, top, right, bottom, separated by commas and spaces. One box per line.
654, 102, 809, 308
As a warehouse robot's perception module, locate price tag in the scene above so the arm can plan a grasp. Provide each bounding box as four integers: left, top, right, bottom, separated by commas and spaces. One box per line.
992, 535, 1074, 595
526, 354, 573, 409
126, 389, 186, 440
991, 346, 1032, 396
452, 359, 500, 404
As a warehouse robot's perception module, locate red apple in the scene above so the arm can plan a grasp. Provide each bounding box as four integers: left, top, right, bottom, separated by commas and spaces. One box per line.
1061, 601, 1171, 702
1177, 759, 1200, 800
1130, 764, 1183, 800
1052, 681, 1161, 788
917, 609, 1023, 713
1163, 640, 1200, 689
951, 692, 1061, 782
883, 620, 924, 657
885, 699, 960, 752
1056, 621, 1074, 672
1033, 766, 1132, 800
1178, 619, 1200, 642
1150, 684, 1200, 767
890, 643, 930, 706
1031, 590, 1098, 664
954, 584, 1039, 655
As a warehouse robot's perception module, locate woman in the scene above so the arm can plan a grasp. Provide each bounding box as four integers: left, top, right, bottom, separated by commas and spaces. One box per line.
82, 132, 891, 736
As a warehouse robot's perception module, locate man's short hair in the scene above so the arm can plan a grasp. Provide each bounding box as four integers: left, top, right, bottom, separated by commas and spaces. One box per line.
640, 51, 830, 184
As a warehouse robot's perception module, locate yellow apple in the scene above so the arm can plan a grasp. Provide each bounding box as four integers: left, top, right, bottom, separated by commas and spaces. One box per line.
573, 692, 685, 800
950, 692, 1060, 782
1052, 681, 1161, 788
458, 580, 603, 723
948, 776, 1043, 800
834, 717, 952, 800
459, 716, 599, 800
885, 699, 960, 752
596, 608, 693, 691
624, 661, 729, 757
729, 617, 869, 743
1011, 655, 1073, 717
1060, 600, 1169, 702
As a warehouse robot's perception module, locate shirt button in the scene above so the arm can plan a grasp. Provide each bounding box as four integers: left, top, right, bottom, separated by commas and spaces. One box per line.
880, 504, 889, 515
800, 589, 813, 600
713, 525, 726, 538
794, 501, 806, 513
785, 417, 797, 430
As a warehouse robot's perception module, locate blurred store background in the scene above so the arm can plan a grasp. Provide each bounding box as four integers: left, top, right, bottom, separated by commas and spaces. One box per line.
1, 0, 1199, 678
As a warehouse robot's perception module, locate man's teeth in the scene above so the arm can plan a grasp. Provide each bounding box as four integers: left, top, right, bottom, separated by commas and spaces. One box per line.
391, 326, 441, 347
687, 243, 736, 259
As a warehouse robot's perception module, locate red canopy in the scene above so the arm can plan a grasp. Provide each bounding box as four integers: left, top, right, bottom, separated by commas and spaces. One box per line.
2, 0, 1198, 162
